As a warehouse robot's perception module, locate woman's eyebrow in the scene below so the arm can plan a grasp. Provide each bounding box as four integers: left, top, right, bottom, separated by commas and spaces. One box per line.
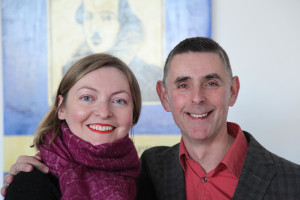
77, 87, 131, 96
77, 86, 98, 92
112, 90, 131, 97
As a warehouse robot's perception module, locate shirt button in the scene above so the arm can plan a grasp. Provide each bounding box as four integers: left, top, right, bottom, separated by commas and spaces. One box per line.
201, 177, 207, 183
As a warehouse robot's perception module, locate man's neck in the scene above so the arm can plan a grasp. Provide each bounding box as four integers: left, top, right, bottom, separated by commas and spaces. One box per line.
183, 130, 235, 174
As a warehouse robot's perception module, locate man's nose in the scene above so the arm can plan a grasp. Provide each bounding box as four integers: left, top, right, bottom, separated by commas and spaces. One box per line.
192, 87, 206, 104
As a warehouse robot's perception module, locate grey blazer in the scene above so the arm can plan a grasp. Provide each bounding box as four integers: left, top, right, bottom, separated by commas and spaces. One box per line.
136, 131, 300, 200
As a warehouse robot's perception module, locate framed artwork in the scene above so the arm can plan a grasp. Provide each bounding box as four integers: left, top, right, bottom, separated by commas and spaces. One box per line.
2, 0, 211, 173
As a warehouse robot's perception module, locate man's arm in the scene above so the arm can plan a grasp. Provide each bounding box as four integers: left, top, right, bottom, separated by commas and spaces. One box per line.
1, 154, 49, 197
136, 150, 156, 200
5, 168, 60, 200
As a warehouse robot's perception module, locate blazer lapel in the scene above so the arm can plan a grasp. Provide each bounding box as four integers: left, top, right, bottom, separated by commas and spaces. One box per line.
233, 132, 276, 200
162, 144, 186, 200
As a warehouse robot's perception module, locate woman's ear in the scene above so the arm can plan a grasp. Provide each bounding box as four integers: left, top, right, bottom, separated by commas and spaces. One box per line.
156, 81, 171, 112
57, 95, 66, 120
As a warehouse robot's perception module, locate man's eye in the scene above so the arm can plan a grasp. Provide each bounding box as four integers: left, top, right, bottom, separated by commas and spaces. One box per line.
178, 84, 188, 89
207, 82, 218, 87
81, 96, 92, 101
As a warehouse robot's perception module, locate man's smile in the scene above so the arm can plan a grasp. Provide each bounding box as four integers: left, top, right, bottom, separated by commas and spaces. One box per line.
187, 111, 213, 119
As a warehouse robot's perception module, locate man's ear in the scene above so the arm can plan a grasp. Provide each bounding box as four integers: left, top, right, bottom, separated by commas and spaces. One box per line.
229, 76, 240, 106
57, 95, 66, 120
156, 81, 171, 112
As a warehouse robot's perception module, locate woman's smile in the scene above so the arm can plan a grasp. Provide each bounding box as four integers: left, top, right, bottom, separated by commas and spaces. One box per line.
87, 123, 115, 134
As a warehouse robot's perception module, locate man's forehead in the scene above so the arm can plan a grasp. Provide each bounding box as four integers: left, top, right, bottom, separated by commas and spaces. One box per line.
166, 52, 230, 84
169, 52, 224, 72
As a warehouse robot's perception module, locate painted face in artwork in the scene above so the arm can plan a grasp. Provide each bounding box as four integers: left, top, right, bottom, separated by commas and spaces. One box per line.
82, 0, 120, 52
58, 67, 133, 145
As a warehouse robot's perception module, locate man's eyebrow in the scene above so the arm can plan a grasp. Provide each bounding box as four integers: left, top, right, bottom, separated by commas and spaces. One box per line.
173, 73, 224, 85
205, 73, 222, 80
174, 76, 191, 84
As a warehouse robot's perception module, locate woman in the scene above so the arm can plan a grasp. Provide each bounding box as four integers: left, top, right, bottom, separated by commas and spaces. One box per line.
4, 53, 141, 200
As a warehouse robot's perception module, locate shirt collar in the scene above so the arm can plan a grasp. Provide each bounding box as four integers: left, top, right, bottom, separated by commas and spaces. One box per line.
221, 122, 248, 177
179, 122, 248, 177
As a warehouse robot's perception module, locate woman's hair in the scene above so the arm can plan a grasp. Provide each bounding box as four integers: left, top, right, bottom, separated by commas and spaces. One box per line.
33, 53, 141, 148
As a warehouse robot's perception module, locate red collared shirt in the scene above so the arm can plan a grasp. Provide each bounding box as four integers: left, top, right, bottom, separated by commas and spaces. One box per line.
179, 122, 248, 200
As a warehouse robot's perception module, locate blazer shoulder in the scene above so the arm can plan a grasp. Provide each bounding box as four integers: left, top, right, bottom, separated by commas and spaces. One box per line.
141, 143, 180, 161
235, 131, 300, 199
244, 131, 300, 170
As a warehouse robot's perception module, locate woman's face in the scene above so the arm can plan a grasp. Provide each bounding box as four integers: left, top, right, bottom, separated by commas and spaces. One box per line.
58, 67, 133, 145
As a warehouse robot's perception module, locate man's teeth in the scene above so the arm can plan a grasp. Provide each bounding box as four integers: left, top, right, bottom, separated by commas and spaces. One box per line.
89, 125, 113, 131
190, 113, 208, 118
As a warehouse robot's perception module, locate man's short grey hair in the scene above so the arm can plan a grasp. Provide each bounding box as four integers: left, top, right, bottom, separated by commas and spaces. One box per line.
163, 37, 232, 86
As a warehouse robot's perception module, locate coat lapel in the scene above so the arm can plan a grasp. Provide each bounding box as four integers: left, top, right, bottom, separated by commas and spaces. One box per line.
162, 144, 186, 200
233, 132, 276, 200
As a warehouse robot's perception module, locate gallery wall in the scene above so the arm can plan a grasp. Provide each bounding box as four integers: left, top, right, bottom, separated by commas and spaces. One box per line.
212, 0, 300, 163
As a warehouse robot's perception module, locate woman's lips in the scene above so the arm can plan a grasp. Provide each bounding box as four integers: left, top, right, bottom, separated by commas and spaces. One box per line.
87, 123, 115, 134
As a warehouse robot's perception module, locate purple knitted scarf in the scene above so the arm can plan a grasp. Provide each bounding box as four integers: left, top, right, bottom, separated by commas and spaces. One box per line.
39, 123, 140, 200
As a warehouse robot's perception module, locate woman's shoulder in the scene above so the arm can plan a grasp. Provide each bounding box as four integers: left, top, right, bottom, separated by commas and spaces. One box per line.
5, 167, 61, 200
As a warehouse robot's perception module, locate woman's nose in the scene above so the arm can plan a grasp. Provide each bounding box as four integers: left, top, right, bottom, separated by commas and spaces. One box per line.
94, 102, 113, 118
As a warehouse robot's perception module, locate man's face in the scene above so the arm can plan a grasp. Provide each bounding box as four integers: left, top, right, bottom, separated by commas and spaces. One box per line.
82, 0, 120, 52
157, 52, 239, 145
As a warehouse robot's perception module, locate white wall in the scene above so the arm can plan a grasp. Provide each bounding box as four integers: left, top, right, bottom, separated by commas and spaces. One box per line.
212, 0, 300, 164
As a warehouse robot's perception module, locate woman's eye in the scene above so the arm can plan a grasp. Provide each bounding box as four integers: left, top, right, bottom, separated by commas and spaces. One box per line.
81, 96, 92, 101
114, 99, 127, 104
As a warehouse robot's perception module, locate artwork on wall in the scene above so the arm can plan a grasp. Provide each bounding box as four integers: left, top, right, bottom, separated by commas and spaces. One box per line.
2, 0, 211, 172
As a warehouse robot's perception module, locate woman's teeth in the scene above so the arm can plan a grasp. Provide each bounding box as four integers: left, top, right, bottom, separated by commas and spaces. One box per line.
89, 125, 113, 131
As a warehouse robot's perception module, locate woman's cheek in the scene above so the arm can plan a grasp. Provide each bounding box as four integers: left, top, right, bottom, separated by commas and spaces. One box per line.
72, 107, 90, 122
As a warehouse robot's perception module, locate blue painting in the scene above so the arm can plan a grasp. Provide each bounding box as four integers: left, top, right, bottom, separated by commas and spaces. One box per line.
2, 0, 211, 172
2, 0, 211, 135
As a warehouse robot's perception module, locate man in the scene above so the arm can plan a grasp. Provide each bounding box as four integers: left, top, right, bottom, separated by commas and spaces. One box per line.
2, 37, 300, 199
135, 37, 300, 199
